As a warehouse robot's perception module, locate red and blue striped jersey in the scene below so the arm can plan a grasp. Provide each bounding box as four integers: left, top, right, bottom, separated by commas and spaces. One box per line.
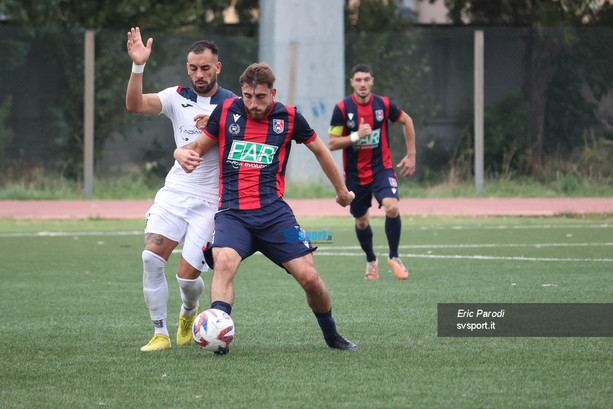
203, 97, 317, 210
330, 94, 403, 185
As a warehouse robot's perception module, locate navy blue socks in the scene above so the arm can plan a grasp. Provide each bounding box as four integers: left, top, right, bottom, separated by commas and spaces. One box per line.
211, 300, 232, 316
314, 309, 337, 339
355, 225, 377, 262
385, 215, 401, 258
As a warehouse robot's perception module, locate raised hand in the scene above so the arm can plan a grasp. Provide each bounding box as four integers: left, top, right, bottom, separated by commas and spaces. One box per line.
357, 117, 372, 139
127, 27, 153, 65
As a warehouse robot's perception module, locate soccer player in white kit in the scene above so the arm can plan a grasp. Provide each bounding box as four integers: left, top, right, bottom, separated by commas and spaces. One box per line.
126, 27, 236, 351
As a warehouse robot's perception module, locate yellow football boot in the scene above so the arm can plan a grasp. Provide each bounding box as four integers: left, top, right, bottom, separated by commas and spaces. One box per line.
140, 334, 171, 351
177, 306, 199, 345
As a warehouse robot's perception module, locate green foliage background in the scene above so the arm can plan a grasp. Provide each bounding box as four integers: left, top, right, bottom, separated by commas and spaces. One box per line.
1, 0, 612, 196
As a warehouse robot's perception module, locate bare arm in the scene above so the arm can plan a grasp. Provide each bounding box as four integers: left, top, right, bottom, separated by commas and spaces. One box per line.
174, 132, 218, 173
305, 136, 354, 207
327, 131, 352, 151
396, 111, 416, 177
125, 27, 163, 114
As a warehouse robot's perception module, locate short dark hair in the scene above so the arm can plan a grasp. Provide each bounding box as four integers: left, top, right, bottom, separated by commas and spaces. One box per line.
351, 63, 374, 77
187, 40, 219, 57
239, 63, 276, 89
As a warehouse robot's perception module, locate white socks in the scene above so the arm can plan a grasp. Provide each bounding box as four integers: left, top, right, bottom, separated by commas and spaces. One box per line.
176, 275, 205, 316
142, 250, 205, 337
142, 250, 169, 336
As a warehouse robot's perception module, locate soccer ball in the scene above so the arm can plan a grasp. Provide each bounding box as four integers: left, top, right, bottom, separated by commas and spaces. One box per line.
192, 309, 234, 353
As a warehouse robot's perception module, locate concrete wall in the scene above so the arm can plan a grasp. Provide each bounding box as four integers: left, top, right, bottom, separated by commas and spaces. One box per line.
259, 0, 345, 185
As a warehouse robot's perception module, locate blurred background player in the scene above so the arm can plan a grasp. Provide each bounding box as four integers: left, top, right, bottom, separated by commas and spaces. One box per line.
175, 63, 358, 351
126, 27, 235, 351
328, 63, 416, 280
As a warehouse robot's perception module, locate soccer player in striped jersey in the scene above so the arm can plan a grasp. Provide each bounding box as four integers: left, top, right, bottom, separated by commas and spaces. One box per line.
126, 27, 236, 351
174, 63, 358, 351
328, 64, 416, 280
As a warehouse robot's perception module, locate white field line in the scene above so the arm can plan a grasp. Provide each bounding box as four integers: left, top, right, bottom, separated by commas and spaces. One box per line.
0, 231, 143, 237
314, 252, 613, 262
3, 229, 612, 262
405, 223, 613, 231
1, 223, 611, 238
313, 243, 613, 262
174, 242, 613, 252
317, 243, 613, 250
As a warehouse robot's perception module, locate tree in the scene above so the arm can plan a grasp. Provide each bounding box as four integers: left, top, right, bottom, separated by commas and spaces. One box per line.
0, 0, 258, 181
344, 0, 406, 32
438, 0, 613, 172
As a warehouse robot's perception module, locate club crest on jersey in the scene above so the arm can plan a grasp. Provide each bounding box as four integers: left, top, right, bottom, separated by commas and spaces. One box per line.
273, 119, 284, 134
375, 109, 384, 122
389, 177, 398, 187
228, 123, 240, 135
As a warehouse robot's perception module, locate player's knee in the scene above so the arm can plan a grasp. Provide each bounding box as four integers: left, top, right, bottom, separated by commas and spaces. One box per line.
386, 207, 399, 218
177, 257, 201, 279
211, 250, 239, 277
355, 217, 369, 230
384, 201, 399, 217
298, 271, 323, 292
142, 250, 166, 273
142, 250, 167, 292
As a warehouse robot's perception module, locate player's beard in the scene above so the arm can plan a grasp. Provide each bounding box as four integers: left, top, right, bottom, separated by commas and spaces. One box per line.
193, 73, 217, 95
246, 103, 271, 121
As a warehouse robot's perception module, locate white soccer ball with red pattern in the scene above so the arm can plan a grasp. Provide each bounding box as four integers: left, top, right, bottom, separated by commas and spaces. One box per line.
192, 309, 234, 352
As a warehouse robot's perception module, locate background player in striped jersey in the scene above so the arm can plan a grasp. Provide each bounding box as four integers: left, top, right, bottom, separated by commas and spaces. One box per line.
328, 64, 416, 280
175, 63, 358, 351
126, 27, 236, 351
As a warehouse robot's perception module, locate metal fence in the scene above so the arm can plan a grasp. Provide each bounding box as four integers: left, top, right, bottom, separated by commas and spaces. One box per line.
1, 26, 612, 194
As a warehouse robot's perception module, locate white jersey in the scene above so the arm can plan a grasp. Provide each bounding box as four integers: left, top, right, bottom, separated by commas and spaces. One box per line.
157, 85, 236, 204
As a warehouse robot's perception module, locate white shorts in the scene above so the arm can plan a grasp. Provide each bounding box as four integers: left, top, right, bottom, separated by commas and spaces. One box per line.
145, 188, 217, 272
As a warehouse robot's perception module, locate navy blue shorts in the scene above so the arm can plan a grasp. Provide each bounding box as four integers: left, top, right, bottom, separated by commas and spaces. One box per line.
203, 198, 316, 269
347, 168, 400, 218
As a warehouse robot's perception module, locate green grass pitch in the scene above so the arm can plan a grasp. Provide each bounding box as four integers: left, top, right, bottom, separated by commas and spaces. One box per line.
0, 215, 611, 408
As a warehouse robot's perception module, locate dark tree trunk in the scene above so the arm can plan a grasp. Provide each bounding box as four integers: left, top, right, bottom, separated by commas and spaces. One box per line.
523, 29, 564, 172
